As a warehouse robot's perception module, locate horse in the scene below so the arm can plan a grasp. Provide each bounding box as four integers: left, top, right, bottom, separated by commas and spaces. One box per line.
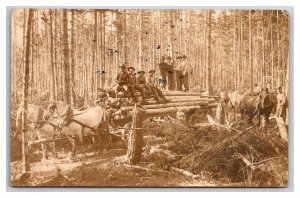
16, 103, 58, 161
48, 101, 111, 159
236, 91, 277, 127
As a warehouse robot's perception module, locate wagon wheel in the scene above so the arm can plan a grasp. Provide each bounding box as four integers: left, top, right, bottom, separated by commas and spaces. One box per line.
121, 122, 132, 149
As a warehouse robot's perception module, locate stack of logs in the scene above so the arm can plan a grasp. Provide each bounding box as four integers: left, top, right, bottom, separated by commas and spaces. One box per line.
122, 91, 218, 117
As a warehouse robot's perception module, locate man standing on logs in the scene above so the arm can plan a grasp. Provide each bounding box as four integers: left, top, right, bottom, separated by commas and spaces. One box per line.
175, 55, 189, 92
128, 67, 148, 104
158, 56, 168, 90
147, 70, 169, 103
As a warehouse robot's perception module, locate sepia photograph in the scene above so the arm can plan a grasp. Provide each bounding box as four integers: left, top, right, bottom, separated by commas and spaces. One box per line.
10, 9, 289, 187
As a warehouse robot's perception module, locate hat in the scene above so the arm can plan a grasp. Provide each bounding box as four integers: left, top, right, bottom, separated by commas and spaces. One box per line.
118, 65, 126, 69
128, 67, 135, 71
166, 56, 172, 60
149, 70, 155, 73
137, 70, 145, 74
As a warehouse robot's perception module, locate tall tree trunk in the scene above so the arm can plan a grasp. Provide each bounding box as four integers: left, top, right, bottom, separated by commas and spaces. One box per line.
92, 10, 97, 96
70, 10, 77, 106
123, 10, 127, 62
138, 10, 143, 70
62, 9, 71, 104
261, 10, 265, 86
249, 10, 253, 93
49, 9, 57, 100
205, 10, 212, 95
21, 8, 34, 173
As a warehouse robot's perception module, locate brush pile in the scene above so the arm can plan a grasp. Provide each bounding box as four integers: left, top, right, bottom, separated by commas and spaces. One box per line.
144, 119, 288, 186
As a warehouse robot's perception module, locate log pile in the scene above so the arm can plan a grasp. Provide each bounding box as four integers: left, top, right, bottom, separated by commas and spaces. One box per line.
119, 91, 218, 118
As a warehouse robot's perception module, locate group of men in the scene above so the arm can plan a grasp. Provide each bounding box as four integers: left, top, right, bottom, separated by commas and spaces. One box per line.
158, 55, 190, 91
115, 64, 170, 104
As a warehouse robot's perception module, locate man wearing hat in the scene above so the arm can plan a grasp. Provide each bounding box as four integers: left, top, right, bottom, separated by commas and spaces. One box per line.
147, 69, 169, 103
137, 70, 152, 96
127, 67, 147, 104
158, 56, 168, 89
115, 64, 129, 97
276, 86, 288, 120
175, 55, 189, 91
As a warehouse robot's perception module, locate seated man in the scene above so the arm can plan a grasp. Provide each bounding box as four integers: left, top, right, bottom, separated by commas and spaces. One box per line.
147, 69, 170, 103
127, 66, 148, 104
115, 64, 129, 98
137, 70, 152, 96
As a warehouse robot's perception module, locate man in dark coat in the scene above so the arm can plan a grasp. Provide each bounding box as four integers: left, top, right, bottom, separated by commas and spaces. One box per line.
137, 70, 152, 96
115, 64, 129, 97
127, 67, 147, 104
175, 55, 189, 91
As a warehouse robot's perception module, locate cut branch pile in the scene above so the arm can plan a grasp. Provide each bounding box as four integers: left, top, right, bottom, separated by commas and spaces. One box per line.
144, 119, 288, 186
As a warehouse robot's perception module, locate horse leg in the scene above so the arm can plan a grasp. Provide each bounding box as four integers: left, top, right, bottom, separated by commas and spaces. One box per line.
79, 129, 87, 159
66, 136, 76, 160
70, 138, 76, 159
50, 142, 58, 159
41, 143, 48, 162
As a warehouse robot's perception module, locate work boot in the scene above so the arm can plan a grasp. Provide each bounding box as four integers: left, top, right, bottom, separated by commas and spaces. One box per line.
162, 96, 170, 103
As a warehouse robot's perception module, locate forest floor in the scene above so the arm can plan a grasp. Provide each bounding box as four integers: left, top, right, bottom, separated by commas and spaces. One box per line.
10, 112, 288, 187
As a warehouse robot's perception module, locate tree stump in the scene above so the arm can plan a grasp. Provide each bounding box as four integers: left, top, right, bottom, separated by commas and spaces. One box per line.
127, 105, 146, 165
216, 103, 225, 125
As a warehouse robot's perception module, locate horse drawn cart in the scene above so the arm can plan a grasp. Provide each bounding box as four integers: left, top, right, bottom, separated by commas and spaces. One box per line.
20, 89, 219, 164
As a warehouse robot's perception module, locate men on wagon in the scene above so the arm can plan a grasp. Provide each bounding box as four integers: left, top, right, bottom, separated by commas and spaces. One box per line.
127, 66, 148, 104
115, 64, 130, 98
136, 70, 152, 95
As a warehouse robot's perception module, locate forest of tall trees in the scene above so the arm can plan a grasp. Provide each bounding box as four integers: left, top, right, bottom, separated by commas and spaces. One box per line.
11, 9, 290, 107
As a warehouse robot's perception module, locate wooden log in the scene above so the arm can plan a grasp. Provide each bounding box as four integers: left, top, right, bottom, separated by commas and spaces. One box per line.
169, 166, 200, 179
145, 103, 217, 115
121, 101, 210, 111
161, 91, 203, 96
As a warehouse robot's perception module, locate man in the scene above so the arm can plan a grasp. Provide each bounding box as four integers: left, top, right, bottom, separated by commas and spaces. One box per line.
253, 83, 261, 95
158, 56, 168, 90
115, 64, 129, 98
147, 69, 169, 103
127, 67, 147, 104
251, 87, 271, 127
137, 70, 152, 96
276, 86, 288, 120
219, 88, 230, 124
175, 55, 189, 91
166, 56, 175, 90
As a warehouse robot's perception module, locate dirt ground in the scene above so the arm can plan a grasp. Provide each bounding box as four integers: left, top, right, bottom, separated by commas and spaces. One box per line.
10, 112, 288, 187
